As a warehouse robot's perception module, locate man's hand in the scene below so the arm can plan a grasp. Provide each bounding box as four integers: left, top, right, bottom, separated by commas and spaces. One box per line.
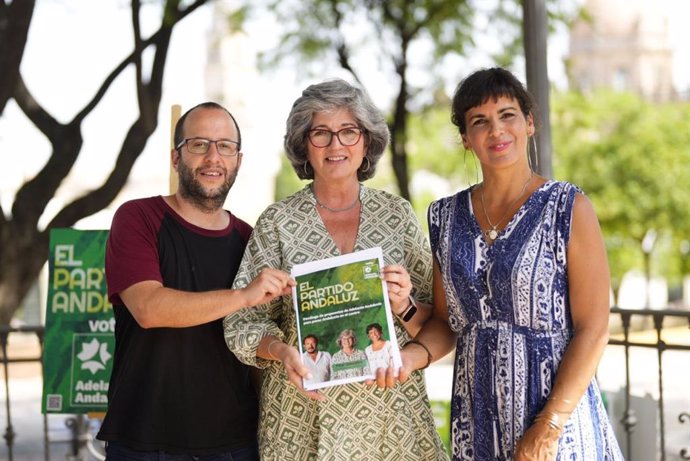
241, 268, 295, 307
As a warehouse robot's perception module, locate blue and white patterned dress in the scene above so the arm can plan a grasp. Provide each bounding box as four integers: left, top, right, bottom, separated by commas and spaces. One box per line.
428, 181, 623, 460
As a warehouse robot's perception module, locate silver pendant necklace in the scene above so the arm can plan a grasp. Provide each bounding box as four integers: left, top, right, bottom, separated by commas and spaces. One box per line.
479, 172, 533, 242
312, 184, 362, 213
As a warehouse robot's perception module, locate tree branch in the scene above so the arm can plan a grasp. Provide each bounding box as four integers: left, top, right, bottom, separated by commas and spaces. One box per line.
48, 119, 147, 228
132, 0, 146, 107
323, 0, 363, 85
408, 2, 445, 38
12, 76, 82, 231
0, 0, 35, 115
49, 1, 185, 229
72, 0, 205, 124
11, 0, 206, 231
12, 76, 64, 143
0, 201, 6, 230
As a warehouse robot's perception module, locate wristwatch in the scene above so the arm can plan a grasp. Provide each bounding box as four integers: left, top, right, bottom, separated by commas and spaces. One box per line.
400, 295, 418, 322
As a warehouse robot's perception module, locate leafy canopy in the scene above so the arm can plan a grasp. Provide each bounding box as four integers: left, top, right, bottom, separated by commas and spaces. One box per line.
551, 89, 690, 287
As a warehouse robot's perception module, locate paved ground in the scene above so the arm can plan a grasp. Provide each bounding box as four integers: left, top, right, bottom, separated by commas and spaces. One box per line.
0, 332, 105, 461
2, 326, 689, 461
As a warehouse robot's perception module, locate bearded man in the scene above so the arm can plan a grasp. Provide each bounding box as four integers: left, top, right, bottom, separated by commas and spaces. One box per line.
97, 102, 294, 461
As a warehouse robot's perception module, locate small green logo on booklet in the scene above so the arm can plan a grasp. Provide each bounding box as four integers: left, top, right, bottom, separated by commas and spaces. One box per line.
362, 260, 380, 279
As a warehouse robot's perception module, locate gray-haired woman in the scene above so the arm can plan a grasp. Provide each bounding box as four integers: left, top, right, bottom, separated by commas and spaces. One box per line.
224, 79, 448, 460
330, 329, 369, 380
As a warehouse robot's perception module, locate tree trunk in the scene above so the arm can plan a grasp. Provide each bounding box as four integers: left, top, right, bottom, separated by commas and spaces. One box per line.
0, 223, 48, 326
0, 0, 208, 325
0, 0, 35, 115
390, 40, 411, 202
522, 0, 553, 178
390, 122, 411, 202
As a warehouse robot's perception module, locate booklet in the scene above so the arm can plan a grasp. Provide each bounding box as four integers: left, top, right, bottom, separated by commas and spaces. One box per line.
291, 247, 402, 390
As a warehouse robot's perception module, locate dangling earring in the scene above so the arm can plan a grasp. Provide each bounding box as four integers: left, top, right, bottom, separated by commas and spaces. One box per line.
463, 148, 471, 186
472, 151, 480, 185
463, 148, 480, 186
360, 156, 371, 173
303, 161, 311, 178
529, 136, 539, 173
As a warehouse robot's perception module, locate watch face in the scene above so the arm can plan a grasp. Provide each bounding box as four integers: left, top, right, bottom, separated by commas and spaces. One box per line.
401, 304, 417, 322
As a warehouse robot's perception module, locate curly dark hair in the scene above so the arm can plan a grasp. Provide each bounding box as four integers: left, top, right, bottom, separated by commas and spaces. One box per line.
366, 323, 383, 336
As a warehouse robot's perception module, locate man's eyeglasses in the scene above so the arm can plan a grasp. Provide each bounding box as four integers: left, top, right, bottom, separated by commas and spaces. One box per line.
176, 137, 240, 157
307, 127, 364, 148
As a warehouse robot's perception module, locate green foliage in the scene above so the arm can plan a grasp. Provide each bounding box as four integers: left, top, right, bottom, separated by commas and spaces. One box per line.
227, 5, 250, 31
405, 97, 482, 230
404, 102, 461, 230
490, 0, 580, 68
274, 154, 309, 201
408, 102, 465, 184
552, 90, 690, 287
235, 0, 575, 200
430, 399, 452, 453
247, 0, 482, 102
490, 0, 525, 67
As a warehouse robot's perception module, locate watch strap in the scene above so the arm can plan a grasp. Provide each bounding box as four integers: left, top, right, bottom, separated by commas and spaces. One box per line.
401, 295, 418, 322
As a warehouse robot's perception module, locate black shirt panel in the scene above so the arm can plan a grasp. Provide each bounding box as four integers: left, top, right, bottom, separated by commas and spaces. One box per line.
98, 197, 258, 454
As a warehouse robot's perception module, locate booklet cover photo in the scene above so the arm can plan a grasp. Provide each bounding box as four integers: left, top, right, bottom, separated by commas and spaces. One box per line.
291, 247, 401, 390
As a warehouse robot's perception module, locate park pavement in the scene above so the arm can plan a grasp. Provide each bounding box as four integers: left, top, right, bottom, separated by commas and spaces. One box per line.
3, 327, 690, 461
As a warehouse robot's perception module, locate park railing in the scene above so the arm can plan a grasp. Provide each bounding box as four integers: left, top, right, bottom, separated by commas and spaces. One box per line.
608, 307, 690, 461
2, 308, 690, 460
0, 324, 49, 461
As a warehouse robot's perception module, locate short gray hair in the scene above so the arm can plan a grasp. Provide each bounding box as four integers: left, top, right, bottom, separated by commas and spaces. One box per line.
284, 79, 389, 181
336, 329, 358, 348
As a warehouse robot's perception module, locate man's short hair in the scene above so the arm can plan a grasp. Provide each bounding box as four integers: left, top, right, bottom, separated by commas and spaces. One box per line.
173, 101, 242, 150
304, 334, 318, 345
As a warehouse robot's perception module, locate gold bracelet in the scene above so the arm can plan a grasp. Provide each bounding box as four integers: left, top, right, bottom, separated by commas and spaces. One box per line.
534, 410, 562, 432
406, 339, 432, 369
266, 338, 282, 360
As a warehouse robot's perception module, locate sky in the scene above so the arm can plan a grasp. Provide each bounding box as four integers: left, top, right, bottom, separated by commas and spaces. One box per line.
1, 0, 689, 228
0, 1, 211, 227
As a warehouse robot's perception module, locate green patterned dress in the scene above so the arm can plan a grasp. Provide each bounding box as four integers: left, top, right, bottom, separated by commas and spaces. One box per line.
223, 184, 448, 461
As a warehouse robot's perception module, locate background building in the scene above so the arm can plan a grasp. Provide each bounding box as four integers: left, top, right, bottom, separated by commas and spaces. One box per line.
567, 0, 677, 101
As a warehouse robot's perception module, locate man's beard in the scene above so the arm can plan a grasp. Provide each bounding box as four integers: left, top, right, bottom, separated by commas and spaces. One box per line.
177, 158, 237, 213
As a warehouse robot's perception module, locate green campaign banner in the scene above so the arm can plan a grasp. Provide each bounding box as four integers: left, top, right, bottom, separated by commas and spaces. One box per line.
42, 228, 113, 414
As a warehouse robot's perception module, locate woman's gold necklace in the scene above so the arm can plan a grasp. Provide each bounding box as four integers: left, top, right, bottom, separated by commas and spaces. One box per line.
312, 184, 361, 213
479, 172, 533, 241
